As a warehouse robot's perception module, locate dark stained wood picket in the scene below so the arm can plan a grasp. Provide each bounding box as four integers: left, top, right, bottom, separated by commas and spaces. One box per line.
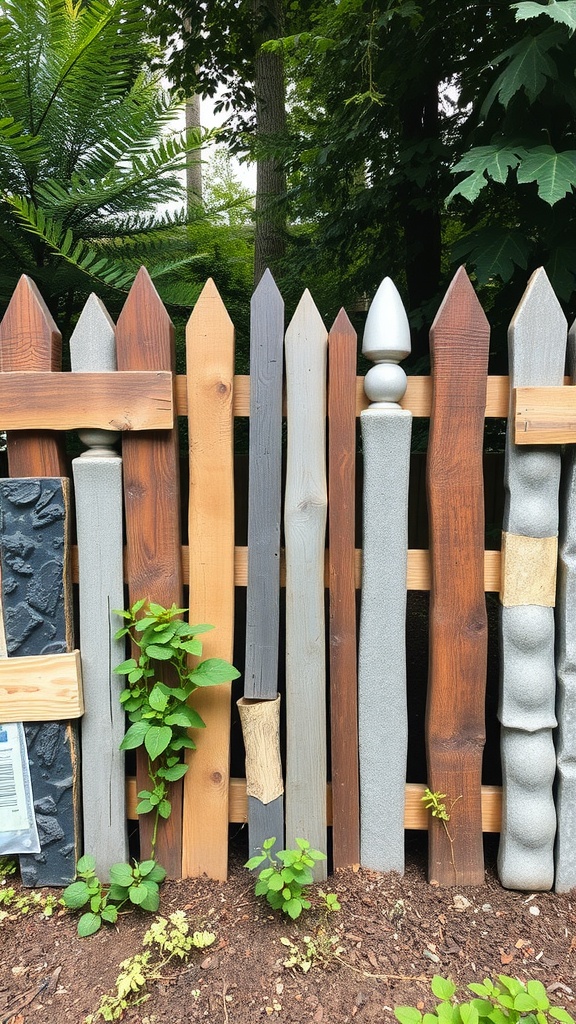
425, 267, 490, 886
115, 267, 184, 878
328, 309, 360, 869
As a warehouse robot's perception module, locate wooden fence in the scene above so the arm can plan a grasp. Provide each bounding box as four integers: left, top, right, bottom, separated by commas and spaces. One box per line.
0, 265, 575, 891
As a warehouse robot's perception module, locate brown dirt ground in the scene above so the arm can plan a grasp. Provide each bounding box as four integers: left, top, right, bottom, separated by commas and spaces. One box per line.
1, 835, 576, 1024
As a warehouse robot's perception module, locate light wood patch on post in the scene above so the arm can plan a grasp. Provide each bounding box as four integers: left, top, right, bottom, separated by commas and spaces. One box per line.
514, 385, 576, 444
0, 652, 83, 721
500, 532, 558, 607
237, 696, 283, 804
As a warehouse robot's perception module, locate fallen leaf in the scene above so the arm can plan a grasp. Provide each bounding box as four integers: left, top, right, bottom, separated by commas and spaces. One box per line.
500, 950, 514, 965
515, 939, 531, 949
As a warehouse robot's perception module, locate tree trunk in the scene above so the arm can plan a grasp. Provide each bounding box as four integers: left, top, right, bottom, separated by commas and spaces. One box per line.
185, 93, 202, 208
253, 0, 287, 285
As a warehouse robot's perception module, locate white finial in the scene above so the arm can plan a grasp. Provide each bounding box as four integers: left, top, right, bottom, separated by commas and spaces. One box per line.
362, 278, 411, 407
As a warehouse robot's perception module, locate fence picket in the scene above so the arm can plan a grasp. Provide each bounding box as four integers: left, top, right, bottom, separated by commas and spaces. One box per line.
71, 295, 128, 879
116, 267, 184, 877
358, 280, 411, 874
284, 291, 328, 880
499, 268, 565, 890
241, 269, 284, 859
426, 266, 489, 886
328, 308, 360, 869
184, 279, 235, 881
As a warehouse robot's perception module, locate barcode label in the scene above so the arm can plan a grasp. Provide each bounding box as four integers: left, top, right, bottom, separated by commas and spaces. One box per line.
0, 751, 17, 808
0, 724, 32, 833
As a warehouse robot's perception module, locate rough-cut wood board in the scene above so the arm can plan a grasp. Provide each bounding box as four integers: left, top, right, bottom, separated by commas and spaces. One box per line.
184, 279, 235, 881
0, 276, 66, 478
514, 385, 576, 444
0, 478, 80, 886
284, 291, 328, 881
0, 371, 173, 431
70, 293, 128, 879
426, 267, 490, 886
243, 270, 284, 858
175, 373, 518, 418
498, 269, 565, 891
0, 651, 82, 721
126, 777, 503, 831
328, 309, 360, 869
116, 267, 184, 877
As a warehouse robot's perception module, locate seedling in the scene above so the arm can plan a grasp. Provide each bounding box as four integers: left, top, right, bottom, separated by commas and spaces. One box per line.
421, 787, 462, 878
246, 837, 340, 920
61, 854, 166, 936
114, 600, 240, 852
395, 974, 576, 1024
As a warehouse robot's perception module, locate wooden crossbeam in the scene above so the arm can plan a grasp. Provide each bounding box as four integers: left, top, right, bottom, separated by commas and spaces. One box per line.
0, 371, 173, 430
0, 651, 83, 721
514, 385, 576, 444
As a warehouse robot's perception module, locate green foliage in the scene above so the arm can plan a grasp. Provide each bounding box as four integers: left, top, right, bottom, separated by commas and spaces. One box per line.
61, 854, 166, 936
395, 975, 576, 1024
114, 600, 240, 851
0, 882, 58, 922
421, 788, 450, 822
0, 0, 213, 314
85, 910, 215, 1021
245, 837, 340, 920
280, 930, 344, 973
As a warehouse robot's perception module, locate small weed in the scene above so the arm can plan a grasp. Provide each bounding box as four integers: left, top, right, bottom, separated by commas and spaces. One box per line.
85, 911, 215, 1022
246, 837, 340, 920
395, 974, 576, 1024
421, 788, 462, 878
0, 885, 57, 922
61, 854, 166, 936
280, 929, 344, 973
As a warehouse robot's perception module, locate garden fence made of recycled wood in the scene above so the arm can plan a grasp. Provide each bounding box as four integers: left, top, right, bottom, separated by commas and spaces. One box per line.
0, 264, 575, 893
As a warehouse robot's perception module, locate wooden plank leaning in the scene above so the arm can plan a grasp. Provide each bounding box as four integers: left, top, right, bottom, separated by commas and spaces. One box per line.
71, 295, 128, 880
358, 279, 411, 874
238, 270, 284, 860
284, 291, 328, 881
184, 279, 235, 881
425, 267, 490, 886
499, 268, 565, 890
0, 276, 79, 886
328, 308, 360, 870
115, 267, 184, 878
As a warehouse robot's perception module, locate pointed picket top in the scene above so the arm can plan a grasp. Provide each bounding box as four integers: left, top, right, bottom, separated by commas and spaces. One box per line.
362, 278, 410, 407
70, 294, 116, 373
188, 277, 234, 336
286, 289, 326, 347
0, 274, 61, 371
116, 267, 174, 370
509, 268, 567, 385
252, 267, 282, 309
330, 307, 355, 337
431, 266, 489, 353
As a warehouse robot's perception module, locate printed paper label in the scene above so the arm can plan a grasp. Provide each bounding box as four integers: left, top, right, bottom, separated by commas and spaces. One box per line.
0, 723, 34, 833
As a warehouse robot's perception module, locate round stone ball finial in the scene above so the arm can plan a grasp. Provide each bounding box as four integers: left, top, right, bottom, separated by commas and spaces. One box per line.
362, 278, 411, 407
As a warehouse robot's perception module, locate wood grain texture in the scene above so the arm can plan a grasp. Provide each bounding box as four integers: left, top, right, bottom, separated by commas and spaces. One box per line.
0, 276, 66, 477
284, 291, 328, 881
0, 371, 173, 430
70, 294, 128, 879
115, 267, 184, 877
184, 278, 235, 881
426, 267, 490, 886
242, 271, 285, 859
0, 651, 82, 721
175, 373, 515, 418
328, 309, 360, 868
514, 385, 576, 444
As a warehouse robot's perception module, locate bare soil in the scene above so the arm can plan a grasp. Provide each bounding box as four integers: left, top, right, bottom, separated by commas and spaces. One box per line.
1, 835, 576, 1024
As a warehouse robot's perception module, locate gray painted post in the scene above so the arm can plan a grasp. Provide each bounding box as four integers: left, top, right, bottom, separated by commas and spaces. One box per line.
284, 290, 328, 881
499, 268, 566, 891
241, 270, 284, 859
358, 278, 412, 873
555, 316, 576, 892
70, 295, 128, 878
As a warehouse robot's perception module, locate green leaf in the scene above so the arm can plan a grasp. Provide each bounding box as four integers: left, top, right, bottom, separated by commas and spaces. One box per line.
158, 798, 172, 819
550, 1010, 576, 1024
514, 994, 537, 1012
395, 1009, 423, 1024
76, 854, 96, 875
78, 911, 102, 937
165, 706, 205, 728
120, 720, 150, 750
108, 883, 129, 902
448, 145, 525, 204
267, 873, 284, 891
460, 1006, 479, 1024
114, 658, 138, 675
513, 1, 576, 34
452, 227, 530, 285
139, 886, 160, 912
144, 725, 173, 760
191, 658, 241, 686
481, 29, 561, 113
129, 883, 149, 905
526, 982, 548, 1010
100, 904, 118, 924
516, 146, 576, 204
148, 687, 169, 712
136, 798, 154, 814
62, 880, 91, 909
245, 854, 267, 870
284, 897, 303, 920
159, 762, 189, 782
109, 863, 134, 887
144, 643, 174, 660
146, 864, 167, 883
432, 978, 457, 1001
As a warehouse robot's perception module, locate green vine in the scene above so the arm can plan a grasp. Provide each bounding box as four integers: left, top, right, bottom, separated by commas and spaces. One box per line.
114, 600, 240, 852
